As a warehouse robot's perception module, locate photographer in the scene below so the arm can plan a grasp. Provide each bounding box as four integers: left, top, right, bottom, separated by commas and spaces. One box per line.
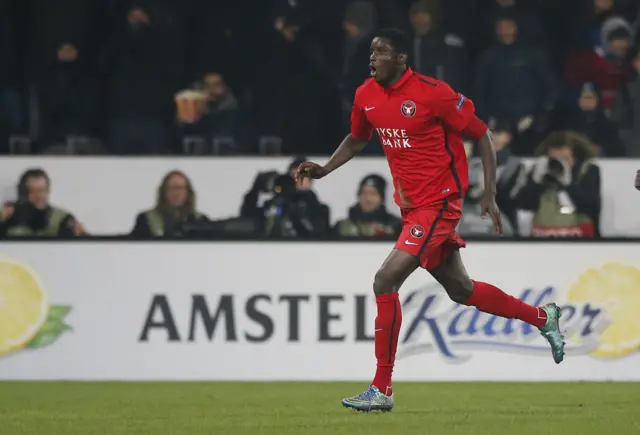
516, 131, 601, 238
262, 171, 330, 239
131, 170, 211, 238
240, 157, 306, 220
0, 169, 84, 238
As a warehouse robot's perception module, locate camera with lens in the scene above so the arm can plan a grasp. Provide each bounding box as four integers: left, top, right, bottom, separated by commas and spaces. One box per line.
252, 171, 281, 194
547, 158, 565, 179
262, 174, 328, 238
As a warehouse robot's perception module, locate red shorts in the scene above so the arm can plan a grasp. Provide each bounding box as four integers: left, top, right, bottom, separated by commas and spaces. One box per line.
394, 197, 466, 270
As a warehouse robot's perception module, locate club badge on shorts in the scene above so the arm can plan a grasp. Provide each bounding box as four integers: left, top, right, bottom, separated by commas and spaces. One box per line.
401, 100, 416, 118
410, 225, 425, 238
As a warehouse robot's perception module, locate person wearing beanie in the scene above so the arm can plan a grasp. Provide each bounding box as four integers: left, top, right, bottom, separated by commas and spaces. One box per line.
335, 174, 401, 237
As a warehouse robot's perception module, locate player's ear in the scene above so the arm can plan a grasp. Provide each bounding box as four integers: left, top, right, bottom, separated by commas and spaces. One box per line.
397, 52, 408, 65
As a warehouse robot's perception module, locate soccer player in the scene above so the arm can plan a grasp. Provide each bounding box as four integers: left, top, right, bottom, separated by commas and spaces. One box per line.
295, 29, 565, 413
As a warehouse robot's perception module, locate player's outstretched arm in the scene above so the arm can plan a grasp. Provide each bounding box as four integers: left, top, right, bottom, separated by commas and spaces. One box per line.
477, 130, 503, 236
295, 134, 367, 182
478, 131, 497, 197
324, 134, 368, 174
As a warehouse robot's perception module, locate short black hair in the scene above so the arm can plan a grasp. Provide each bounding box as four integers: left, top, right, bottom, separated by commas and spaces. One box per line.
374, 28, 411, 55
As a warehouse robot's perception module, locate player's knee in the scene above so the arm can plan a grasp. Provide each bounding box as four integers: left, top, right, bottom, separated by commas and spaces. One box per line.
373, 267, 397, 295
443, 274, 473, 304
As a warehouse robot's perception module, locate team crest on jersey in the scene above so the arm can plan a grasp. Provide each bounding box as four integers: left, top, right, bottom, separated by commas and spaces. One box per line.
410, 225, 425, 238
401, 100, 416, 117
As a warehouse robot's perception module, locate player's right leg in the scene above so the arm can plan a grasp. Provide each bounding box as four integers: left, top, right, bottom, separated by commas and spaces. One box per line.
341, 248, 418, 413
428, 250, 565, 364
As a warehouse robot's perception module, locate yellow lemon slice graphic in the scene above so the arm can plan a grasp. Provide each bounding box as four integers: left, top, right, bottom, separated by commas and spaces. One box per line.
567, 263, 640, 358
0, 256, 49, 356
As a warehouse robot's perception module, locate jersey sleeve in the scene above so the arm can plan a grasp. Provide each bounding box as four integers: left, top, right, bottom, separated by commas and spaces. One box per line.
430, 82, 476, 133
350, 88, 373, 141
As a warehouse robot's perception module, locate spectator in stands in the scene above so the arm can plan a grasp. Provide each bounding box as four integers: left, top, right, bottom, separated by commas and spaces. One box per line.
335, 174, 401, 237
473, 14, 557, 138
0, 0, 24, 154
612, 50, 640, 156
341, 0, 376, 119
131, 170, 211, 238
26, 0, 98, 150
478, 0, 546, 50
516, 131, 601, 238
181, 72, 243, 153
37, 42, 98, 147
559, 82, 625, 156
252, 0, 344, 154
100, 5, 182, 154
408, 1, 468, 93
565, 16, 635, 109
570, 0, 618, 49
0, 168, 85, 238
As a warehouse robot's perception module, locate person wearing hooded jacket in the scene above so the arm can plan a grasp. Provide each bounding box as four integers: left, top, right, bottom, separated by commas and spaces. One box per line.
565, 16, 635, 109
335, 174, 401, 238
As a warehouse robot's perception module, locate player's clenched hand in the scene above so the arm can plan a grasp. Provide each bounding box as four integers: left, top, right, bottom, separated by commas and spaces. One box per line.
295, 162, 327, 182
481, 193, 503, 236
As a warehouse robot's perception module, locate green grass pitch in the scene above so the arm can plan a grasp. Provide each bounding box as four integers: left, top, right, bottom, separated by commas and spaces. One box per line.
1, 382, 638, 435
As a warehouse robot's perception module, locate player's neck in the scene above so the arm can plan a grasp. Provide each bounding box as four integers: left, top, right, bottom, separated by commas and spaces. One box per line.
383, 66, 408, 88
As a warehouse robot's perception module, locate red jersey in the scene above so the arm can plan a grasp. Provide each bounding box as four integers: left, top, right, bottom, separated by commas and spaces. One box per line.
351, 68, 480, 210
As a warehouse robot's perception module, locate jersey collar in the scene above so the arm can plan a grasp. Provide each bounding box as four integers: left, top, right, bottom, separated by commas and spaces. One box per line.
388, 67, 413, 91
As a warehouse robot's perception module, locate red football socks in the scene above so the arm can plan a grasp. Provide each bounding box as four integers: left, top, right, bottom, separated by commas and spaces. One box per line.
371, 292, 402, 396
465, 280, 547, 329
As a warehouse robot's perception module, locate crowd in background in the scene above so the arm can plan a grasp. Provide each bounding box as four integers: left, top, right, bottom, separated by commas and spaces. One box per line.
0, 0, 640, 157
0, 0, 632, 240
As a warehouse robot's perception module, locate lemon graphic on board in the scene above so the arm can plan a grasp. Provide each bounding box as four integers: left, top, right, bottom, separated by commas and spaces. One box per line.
567, 263, 640, 358
0, 256, 72, 357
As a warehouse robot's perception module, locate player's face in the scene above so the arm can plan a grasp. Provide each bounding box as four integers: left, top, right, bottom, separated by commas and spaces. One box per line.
369, 37, 404, 85
359, 185, 382, 212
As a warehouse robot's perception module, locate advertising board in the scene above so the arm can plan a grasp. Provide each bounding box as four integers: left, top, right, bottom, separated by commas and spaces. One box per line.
1, 242, 638, 381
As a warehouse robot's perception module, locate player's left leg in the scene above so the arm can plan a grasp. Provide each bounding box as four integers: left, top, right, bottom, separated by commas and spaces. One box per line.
341, 248, 418, 413
428, 249, 565, 363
